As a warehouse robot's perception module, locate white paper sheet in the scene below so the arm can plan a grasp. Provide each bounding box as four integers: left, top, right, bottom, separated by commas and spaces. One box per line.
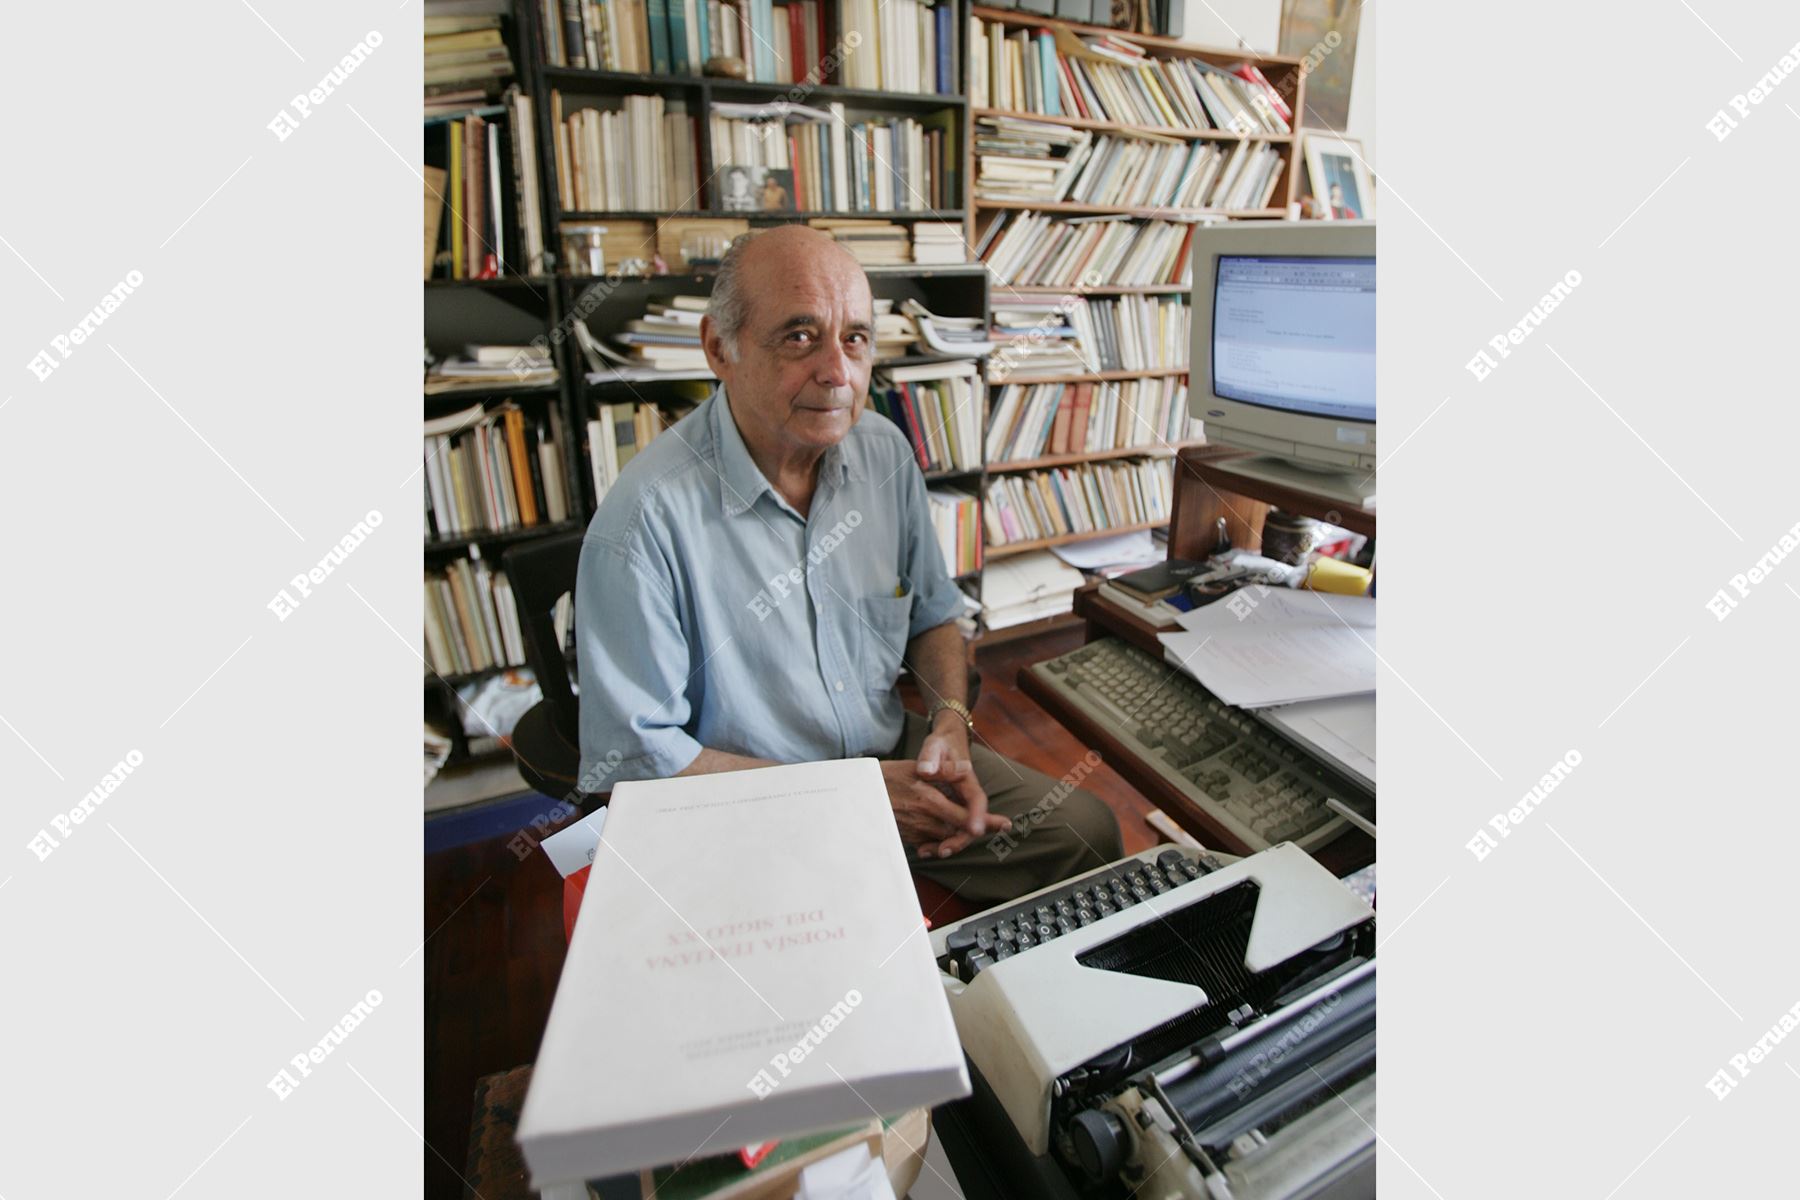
1159, 588, 1377, 708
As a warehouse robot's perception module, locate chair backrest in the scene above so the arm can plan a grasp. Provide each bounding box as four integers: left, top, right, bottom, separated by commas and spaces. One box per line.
502, 532, 585, 745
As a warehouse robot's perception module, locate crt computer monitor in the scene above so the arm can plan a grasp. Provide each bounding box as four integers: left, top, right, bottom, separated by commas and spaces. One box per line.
1188, 220, 1376, 506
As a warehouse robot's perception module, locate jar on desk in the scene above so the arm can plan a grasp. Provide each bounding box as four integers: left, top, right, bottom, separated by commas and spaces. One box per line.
1260, 509, 1318, 566
561, 223, 608, 276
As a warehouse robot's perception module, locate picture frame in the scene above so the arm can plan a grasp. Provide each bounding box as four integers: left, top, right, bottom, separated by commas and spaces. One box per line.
1304, 133, 1375, 221
1279, 0, 1364, 132
716, 165, 796, 213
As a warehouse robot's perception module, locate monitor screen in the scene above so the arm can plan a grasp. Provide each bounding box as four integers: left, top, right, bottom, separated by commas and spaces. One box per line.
1211, 255, 1376, 422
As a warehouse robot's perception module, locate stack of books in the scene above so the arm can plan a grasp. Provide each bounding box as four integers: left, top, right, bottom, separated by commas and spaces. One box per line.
425, 344, 558, 394
585, 399, 697, 502
709, 103, 953, 213
423, 402, 570, 539
978, 212, 1195, 287
984, 457, 1173, 547
872, 299, 913, 359
810, 218, 910, 265
425, 12, 515, 114
928, 486, 982, 577
838, 0, 955, 93
424, 549, 527, 677
869, 359, 982, 473
550, 92, 700, 213
987, 299, 1092, 378
973, 115, 1093, 204
911, 221, 967, 263
986, 377, 1195, 462
969, 21, 1290, 136
612, 295, 707, 370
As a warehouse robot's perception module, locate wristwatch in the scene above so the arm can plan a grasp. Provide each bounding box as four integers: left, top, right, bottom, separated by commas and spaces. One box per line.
927, 698, 974, 734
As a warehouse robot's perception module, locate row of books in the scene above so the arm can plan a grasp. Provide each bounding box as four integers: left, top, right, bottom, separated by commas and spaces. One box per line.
425, 14, 515, 113
970, 22, 1290, 136
586, 399, 696, 501
538, 0, 954, 92
708, 104, 955, 213
978, 118, 1285, 212
551, 93, 700, 213
432, 113, 509, 279
928, 487, 982, 576
869, 360, 983, 474
423, 403, 572, 540
988, 294, 1188, 377
985, 376, 1195, 462
983, 457, 1173, 547
978, 211, 1195, 287
424, 551, 527, 677
840, 0, 956, 94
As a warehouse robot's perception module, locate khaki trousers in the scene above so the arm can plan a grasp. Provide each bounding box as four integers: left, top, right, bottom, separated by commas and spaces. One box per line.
890, 712, 1125, 909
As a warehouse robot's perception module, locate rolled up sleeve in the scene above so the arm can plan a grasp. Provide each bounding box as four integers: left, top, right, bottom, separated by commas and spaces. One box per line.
575, 534, 703, 787
897, 464, 967, 640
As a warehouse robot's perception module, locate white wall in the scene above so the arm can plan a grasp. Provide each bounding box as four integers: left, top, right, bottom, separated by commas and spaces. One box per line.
1176, 0, 1376, 169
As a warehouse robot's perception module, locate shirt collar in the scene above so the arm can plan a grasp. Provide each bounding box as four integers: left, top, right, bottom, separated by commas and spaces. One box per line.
710, 385, 861, 519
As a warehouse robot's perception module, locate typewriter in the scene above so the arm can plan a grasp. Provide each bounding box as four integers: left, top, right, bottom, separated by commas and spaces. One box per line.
930, 843, 1375, 1199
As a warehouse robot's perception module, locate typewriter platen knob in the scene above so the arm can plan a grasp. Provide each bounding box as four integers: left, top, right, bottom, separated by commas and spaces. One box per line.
1070, 1108, 1128, 1185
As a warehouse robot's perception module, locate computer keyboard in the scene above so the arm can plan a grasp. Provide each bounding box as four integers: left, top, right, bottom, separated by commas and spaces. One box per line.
1026, 638, 1372, 855
937, 846, 1218, 981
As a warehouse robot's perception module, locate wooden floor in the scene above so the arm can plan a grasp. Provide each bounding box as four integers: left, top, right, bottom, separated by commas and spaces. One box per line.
421, 623, 1161, 1198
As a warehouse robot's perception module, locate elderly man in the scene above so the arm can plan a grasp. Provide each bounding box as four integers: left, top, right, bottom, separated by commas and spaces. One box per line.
574, 225, 1122, 906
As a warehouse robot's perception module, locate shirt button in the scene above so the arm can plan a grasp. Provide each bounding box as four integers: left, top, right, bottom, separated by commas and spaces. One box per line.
834, 680, 845, 692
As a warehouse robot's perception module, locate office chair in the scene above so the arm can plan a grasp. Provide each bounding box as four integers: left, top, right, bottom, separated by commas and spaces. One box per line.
502, 532, 587, 805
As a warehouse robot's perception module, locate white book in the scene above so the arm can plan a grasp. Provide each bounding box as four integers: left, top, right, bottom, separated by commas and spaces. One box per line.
517, 758, 970, 1186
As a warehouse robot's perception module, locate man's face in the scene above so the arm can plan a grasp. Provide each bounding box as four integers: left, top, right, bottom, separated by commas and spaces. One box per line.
701, 240, 875, 457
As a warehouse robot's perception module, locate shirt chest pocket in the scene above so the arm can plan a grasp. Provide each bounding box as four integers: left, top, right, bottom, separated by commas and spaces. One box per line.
857, 591, 914, 693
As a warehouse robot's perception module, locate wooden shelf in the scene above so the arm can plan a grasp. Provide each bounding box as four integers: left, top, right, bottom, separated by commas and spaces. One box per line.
976, 198, 1285, 220
424, 520, 584, 555
423, 382, 563, 401
992, 282, 1189, 295
989, 366, 1187, 386
560, 209, 965, 222
974, 106, 1290, 144
424, 275, 556, 289
970, 6, 1302, 67
987, 519, 1168, 559
989, 440, 1201, 473
541, 65, 968, 112
974, 608, 1085, 646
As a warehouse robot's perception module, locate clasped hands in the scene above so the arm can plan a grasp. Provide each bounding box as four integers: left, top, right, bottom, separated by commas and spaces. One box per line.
881, 721, 1011, 860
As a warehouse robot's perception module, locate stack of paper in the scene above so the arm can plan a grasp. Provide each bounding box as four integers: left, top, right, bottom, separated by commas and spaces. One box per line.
517, 759, 968, 1187
1157, 588, 1375, 709
979, 550, 1086, 630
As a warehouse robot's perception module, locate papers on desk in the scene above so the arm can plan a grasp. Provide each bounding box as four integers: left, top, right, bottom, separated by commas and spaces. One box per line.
1260, 694, 1376, 791
1157, 588, 1376, 710
517, 758, 968, 1187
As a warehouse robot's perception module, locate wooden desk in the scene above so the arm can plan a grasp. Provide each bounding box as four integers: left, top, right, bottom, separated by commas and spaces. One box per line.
1017, 447, 1376, 877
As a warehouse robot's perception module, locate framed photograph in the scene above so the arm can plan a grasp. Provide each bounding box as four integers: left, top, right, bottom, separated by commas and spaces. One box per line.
1304, 133, 1375, 220
716, 165, 796, 213
1279, 0, 1364, 132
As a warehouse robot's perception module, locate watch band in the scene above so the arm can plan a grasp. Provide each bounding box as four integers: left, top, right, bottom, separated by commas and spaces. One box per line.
927, 698, 974, 733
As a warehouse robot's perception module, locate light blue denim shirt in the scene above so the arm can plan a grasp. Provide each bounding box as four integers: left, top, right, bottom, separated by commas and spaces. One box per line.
575, 386, 966, 786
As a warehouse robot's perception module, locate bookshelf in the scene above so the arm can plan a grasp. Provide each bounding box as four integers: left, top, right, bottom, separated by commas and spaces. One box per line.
964, 6, 1308, 564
